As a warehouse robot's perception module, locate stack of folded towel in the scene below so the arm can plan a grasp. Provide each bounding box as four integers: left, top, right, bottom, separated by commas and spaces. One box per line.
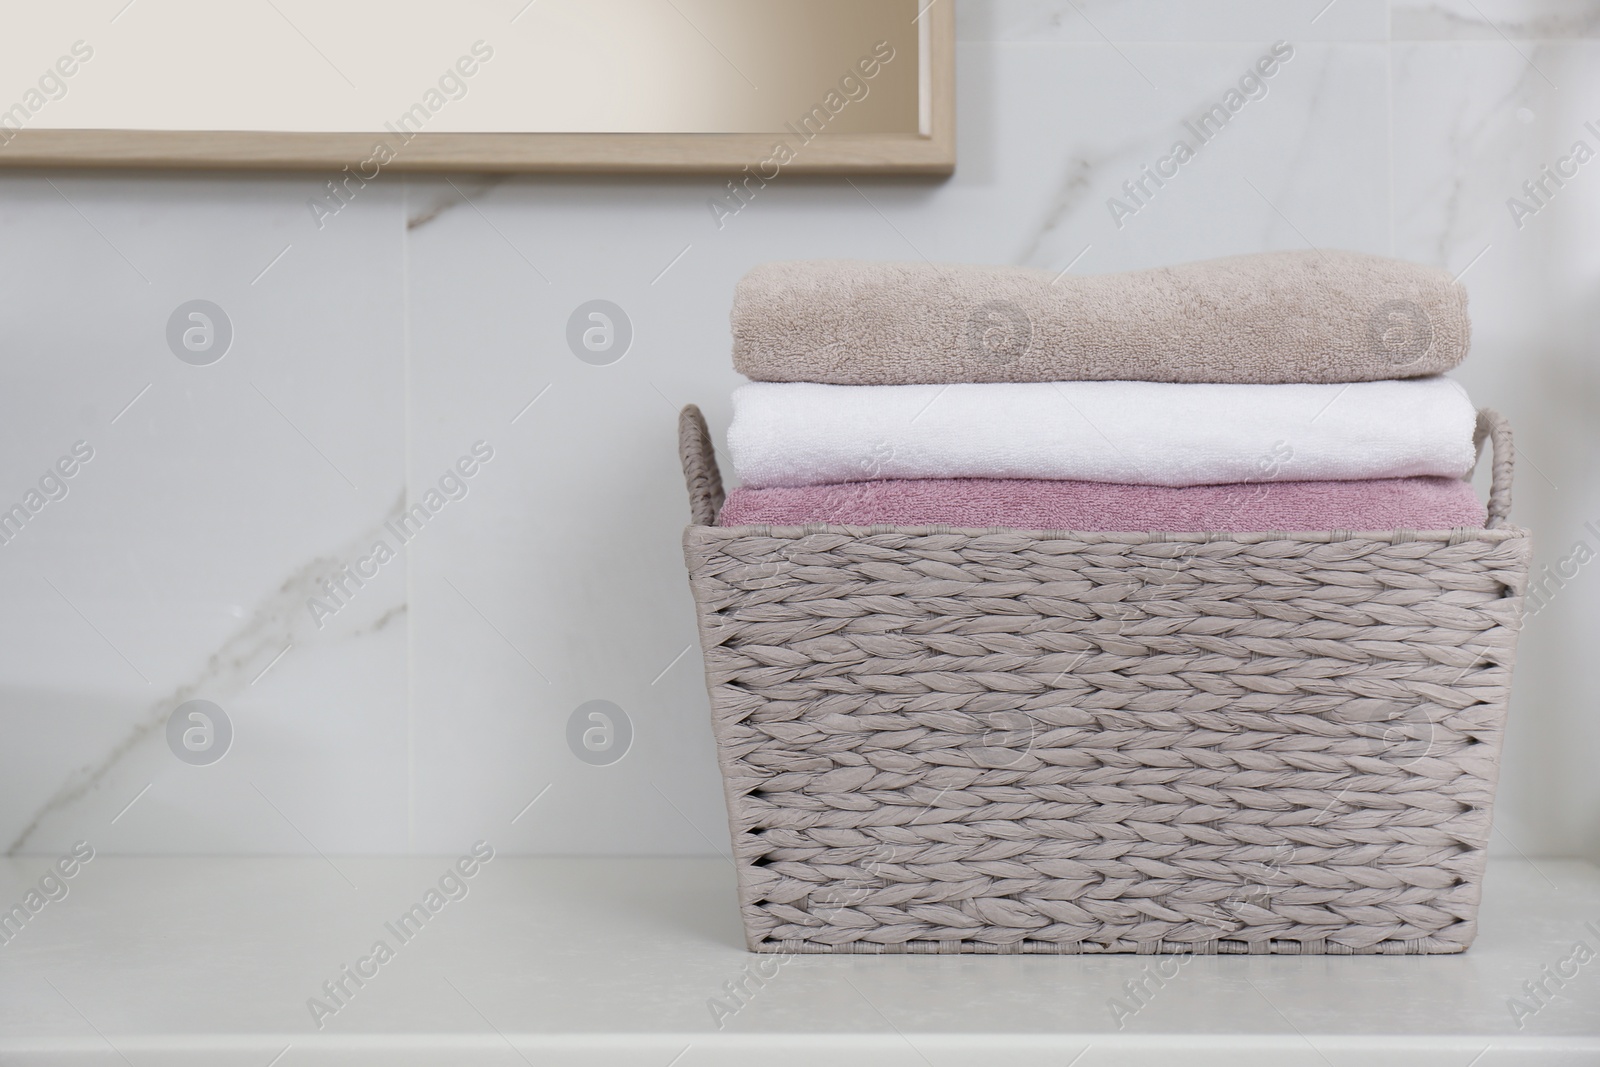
719, 249, 1486, 532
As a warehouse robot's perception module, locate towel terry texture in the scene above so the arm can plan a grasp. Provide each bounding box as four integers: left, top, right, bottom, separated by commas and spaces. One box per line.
718, 476, 1486, 532
731, 250, 1469, 386
727, 378, 1479, 489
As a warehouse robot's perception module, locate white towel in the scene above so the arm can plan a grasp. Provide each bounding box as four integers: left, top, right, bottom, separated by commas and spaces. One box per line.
727, 379, 1479, 488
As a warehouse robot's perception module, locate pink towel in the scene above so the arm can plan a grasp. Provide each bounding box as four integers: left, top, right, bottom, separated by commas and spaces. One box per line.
718, 477, 1486, 532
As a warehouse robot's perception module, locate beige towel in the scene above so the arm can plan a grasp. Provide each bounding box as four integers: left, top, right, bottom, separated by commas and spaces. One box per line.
731, 249, 1469, 385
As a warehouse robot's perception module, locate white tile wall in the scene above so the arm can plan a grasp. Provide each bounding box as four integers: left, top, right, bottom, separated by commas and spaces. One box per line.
2, 1, 1596, 860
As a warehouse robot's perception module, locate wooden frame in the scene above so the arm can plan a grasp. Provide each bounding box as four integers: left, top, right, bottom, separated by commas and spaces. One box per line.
0, 4, 953, 175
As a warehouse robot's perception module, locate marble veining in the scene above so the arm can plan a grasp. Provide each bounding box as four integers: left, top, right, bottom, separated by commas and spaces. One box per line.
405, 175, 508, 230
1392, 1, 1600, 40
1015, 146, 1137, 267
5, 493, 407, 854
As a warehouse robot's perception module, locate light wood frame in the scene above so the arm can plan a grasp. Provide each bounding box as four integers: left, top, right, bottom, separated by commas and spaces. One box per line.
0, 4, 953, 175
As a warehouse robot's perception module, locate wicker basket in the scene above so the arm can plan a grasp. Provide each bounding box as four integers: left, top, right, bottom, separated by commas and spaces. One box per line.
678, 405, 1529, 954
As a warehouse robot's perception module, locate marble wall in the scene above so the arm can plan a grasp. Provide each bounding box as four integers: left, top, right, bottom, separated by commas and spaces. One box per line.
2, 0, 1596, 860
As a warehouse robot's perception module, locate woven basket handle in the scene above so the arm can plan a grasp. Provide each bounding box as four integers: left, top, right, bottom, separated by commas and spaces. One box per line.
679, 405, 726, 527
1474, 408, 1514, 529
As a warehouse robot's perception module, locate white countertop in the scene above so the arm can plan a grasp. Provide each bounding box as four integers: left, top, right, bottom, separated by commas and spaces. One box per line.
1, 855, 1597, 1065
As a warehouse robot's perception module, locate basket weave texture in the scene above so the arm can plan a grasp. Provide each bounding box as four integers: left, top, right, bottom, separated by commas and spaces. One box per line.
679, 405, 1529, 954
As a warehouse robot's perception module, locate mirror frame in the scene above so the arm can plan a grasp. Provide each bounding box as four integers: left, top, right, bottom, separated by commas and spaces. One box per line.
0, 3, 953, 175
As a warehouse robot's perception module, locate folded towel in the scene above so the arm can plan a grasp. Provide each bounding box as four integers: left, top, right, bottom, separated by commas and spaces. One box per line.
727, 379, 1479, 488
719, 477, 1486, 532
732, 250, 1468, 385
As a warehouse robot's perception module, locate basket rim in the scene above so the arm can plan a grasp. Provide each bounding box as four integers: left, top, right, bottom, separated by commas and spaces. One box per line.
688, 522, 1530, 545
